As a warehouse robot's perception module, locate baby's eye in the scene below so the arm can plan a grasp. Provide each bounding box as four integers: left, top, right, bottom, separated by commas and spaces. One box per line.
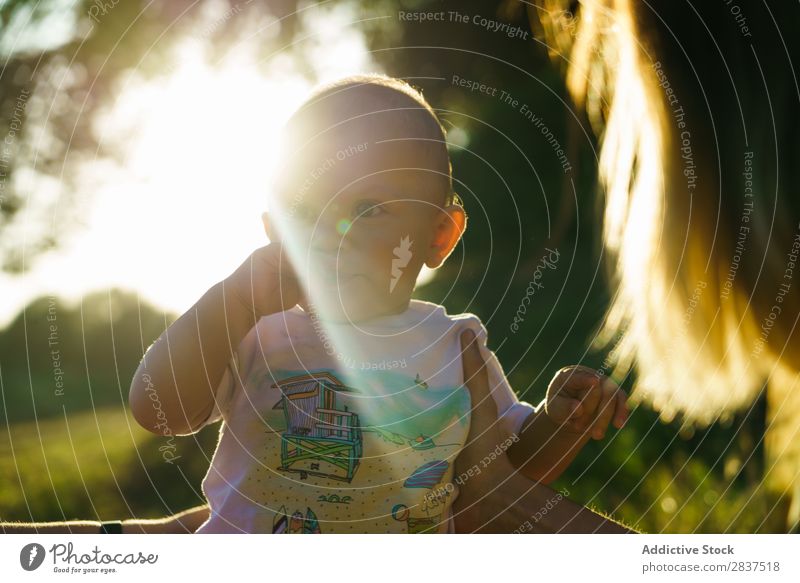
352, 200, 385, 219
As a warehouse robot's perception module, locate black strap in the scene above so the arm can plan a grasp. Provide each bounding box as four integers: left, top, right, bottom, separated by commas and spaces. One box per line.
99, 520, 123, 534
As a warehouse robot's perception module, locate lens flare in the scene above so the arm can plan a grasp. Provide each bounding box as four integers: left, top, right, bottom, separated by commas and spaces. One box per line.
336, 218, 351, 235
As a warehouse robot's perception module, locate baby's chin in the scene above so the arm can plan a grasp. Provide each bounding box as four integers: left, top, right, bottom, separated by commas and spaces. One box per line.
298, 286, 411, 324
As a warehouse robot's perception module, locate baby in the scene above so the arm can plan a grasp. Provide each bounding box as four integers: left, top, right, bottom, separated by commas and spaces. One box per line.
129, 74, 627, 533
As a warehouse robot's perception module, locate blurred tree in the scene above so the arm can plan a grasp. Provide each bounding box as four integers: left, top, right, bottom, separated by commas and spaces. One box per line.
0, 0, 304, 273
0, 288, 171, 423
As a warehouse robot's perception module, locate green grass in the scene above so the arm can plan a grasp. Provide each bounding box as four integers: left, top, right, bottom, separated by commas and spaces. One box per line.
553, 423, 787, 533
0, 406, 218, 522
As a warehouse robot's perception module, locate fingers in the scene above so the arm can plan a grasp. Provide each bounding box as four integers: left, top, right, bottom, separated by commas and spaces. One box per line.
590, 380, 617, 440
612, 389, 629, 429
550, 366, 602, 406
257, 242, 295, 278
551, 366, 603, 394
264, 242, 301, 286
246, 243, 303, 314
461, 330, 497, 430
458, 329, 504, 471
546, 395, 583, 426
547, 366, 601, 430
590, 378, 629, 439
548, 366, 629, 439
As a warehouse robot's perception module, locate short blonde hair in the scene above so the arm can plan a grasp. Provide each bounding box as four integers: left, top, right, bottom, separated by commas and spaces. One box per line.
285, 74, 457, 205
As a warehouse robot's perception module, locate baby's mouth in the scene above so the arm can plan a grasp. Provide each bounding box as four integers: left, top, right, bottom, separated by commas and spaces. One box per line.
308, 254, 361, 279
304, 266, 359, 289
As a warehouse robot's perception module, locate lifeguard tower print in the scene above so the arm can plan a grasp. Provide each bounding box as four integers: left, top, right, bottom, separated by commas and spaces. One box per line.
272, 372, 363, 482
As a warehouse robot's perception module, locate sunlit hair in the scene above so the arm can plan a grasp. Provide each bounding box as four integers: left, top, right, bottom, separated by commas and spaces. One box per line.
281, 73, 458, 206
531, 0, 800, 518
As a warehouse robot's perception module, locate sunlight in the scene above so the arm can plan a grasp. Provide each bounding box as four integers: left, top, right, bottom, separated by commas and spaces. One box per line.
1, 5, 378, 324
91, 40, 310, 311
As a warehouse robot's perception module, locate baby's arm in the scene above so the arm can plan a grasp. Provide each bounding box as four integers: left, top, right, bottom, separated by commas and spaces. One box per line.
460, 318, 627, 483
506, 405, 586, 483
129, 243, 300, 436
463, 335, 577, 483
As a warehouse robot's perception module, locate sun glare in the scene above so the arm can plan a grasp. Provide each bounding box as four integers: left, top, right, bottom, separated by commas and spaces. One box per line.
2, 6, 377, 324
55, 45, 309, 316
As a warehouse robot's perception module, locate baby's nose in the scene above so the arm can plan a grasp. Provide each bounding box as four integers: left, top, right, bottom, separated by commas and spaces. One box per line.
311, 227, 347, 254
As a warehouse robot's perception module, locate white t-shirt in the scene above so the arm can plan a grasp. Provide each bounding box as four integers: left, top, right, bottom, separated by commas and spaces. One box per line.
195, 300, 535, 534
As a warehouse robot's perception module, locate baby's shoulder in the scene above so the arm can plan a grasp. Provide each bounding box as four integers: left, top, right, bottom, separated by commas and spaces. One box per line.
408, 300, 487, 338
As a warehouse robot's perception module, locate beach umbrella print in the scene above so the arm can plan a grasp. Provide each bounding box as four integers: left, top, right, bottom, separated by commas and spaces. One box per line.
403, 460, 449, 489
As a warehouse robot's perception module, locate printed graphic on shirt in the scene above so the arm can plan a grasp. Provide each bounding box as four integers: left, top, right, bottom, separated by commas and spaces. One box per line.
272, 505, 322, 534
391, 502, 443, 534
391, 459, 452, 533
249, 368, 470, 533
271, 372, 363, 482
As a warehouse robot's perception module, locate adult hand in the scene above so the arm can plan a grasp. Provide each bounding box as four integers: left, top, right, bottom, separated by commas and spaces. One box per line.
122, 505, 210, 534
0, 505, 209, 534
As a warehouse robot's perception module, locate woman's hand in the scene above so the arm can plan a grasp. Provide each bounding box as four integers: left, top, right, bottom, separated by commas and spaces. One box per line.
452, 330, 633, 533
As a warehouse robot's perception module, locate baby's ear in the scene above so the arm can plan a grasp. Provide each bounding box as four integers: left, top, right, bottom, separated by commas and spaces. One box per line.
261, 212, 279, 243
425, 204, 467, 268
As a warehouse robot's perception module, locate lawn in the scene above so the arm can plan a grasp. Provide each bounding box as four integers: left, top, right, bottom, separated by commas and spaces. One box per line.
0, 406, 218, 523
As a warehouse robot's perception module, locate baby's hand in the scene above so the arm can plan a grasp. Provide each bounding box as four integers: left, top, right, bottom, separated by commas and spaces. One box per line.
545, 366, 629, 440
225, 242, 304, 319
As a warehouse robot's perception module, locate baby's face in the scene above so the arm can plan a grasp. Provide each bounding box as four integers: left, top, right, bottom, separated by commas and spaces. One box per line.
271, 109, 449, 323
